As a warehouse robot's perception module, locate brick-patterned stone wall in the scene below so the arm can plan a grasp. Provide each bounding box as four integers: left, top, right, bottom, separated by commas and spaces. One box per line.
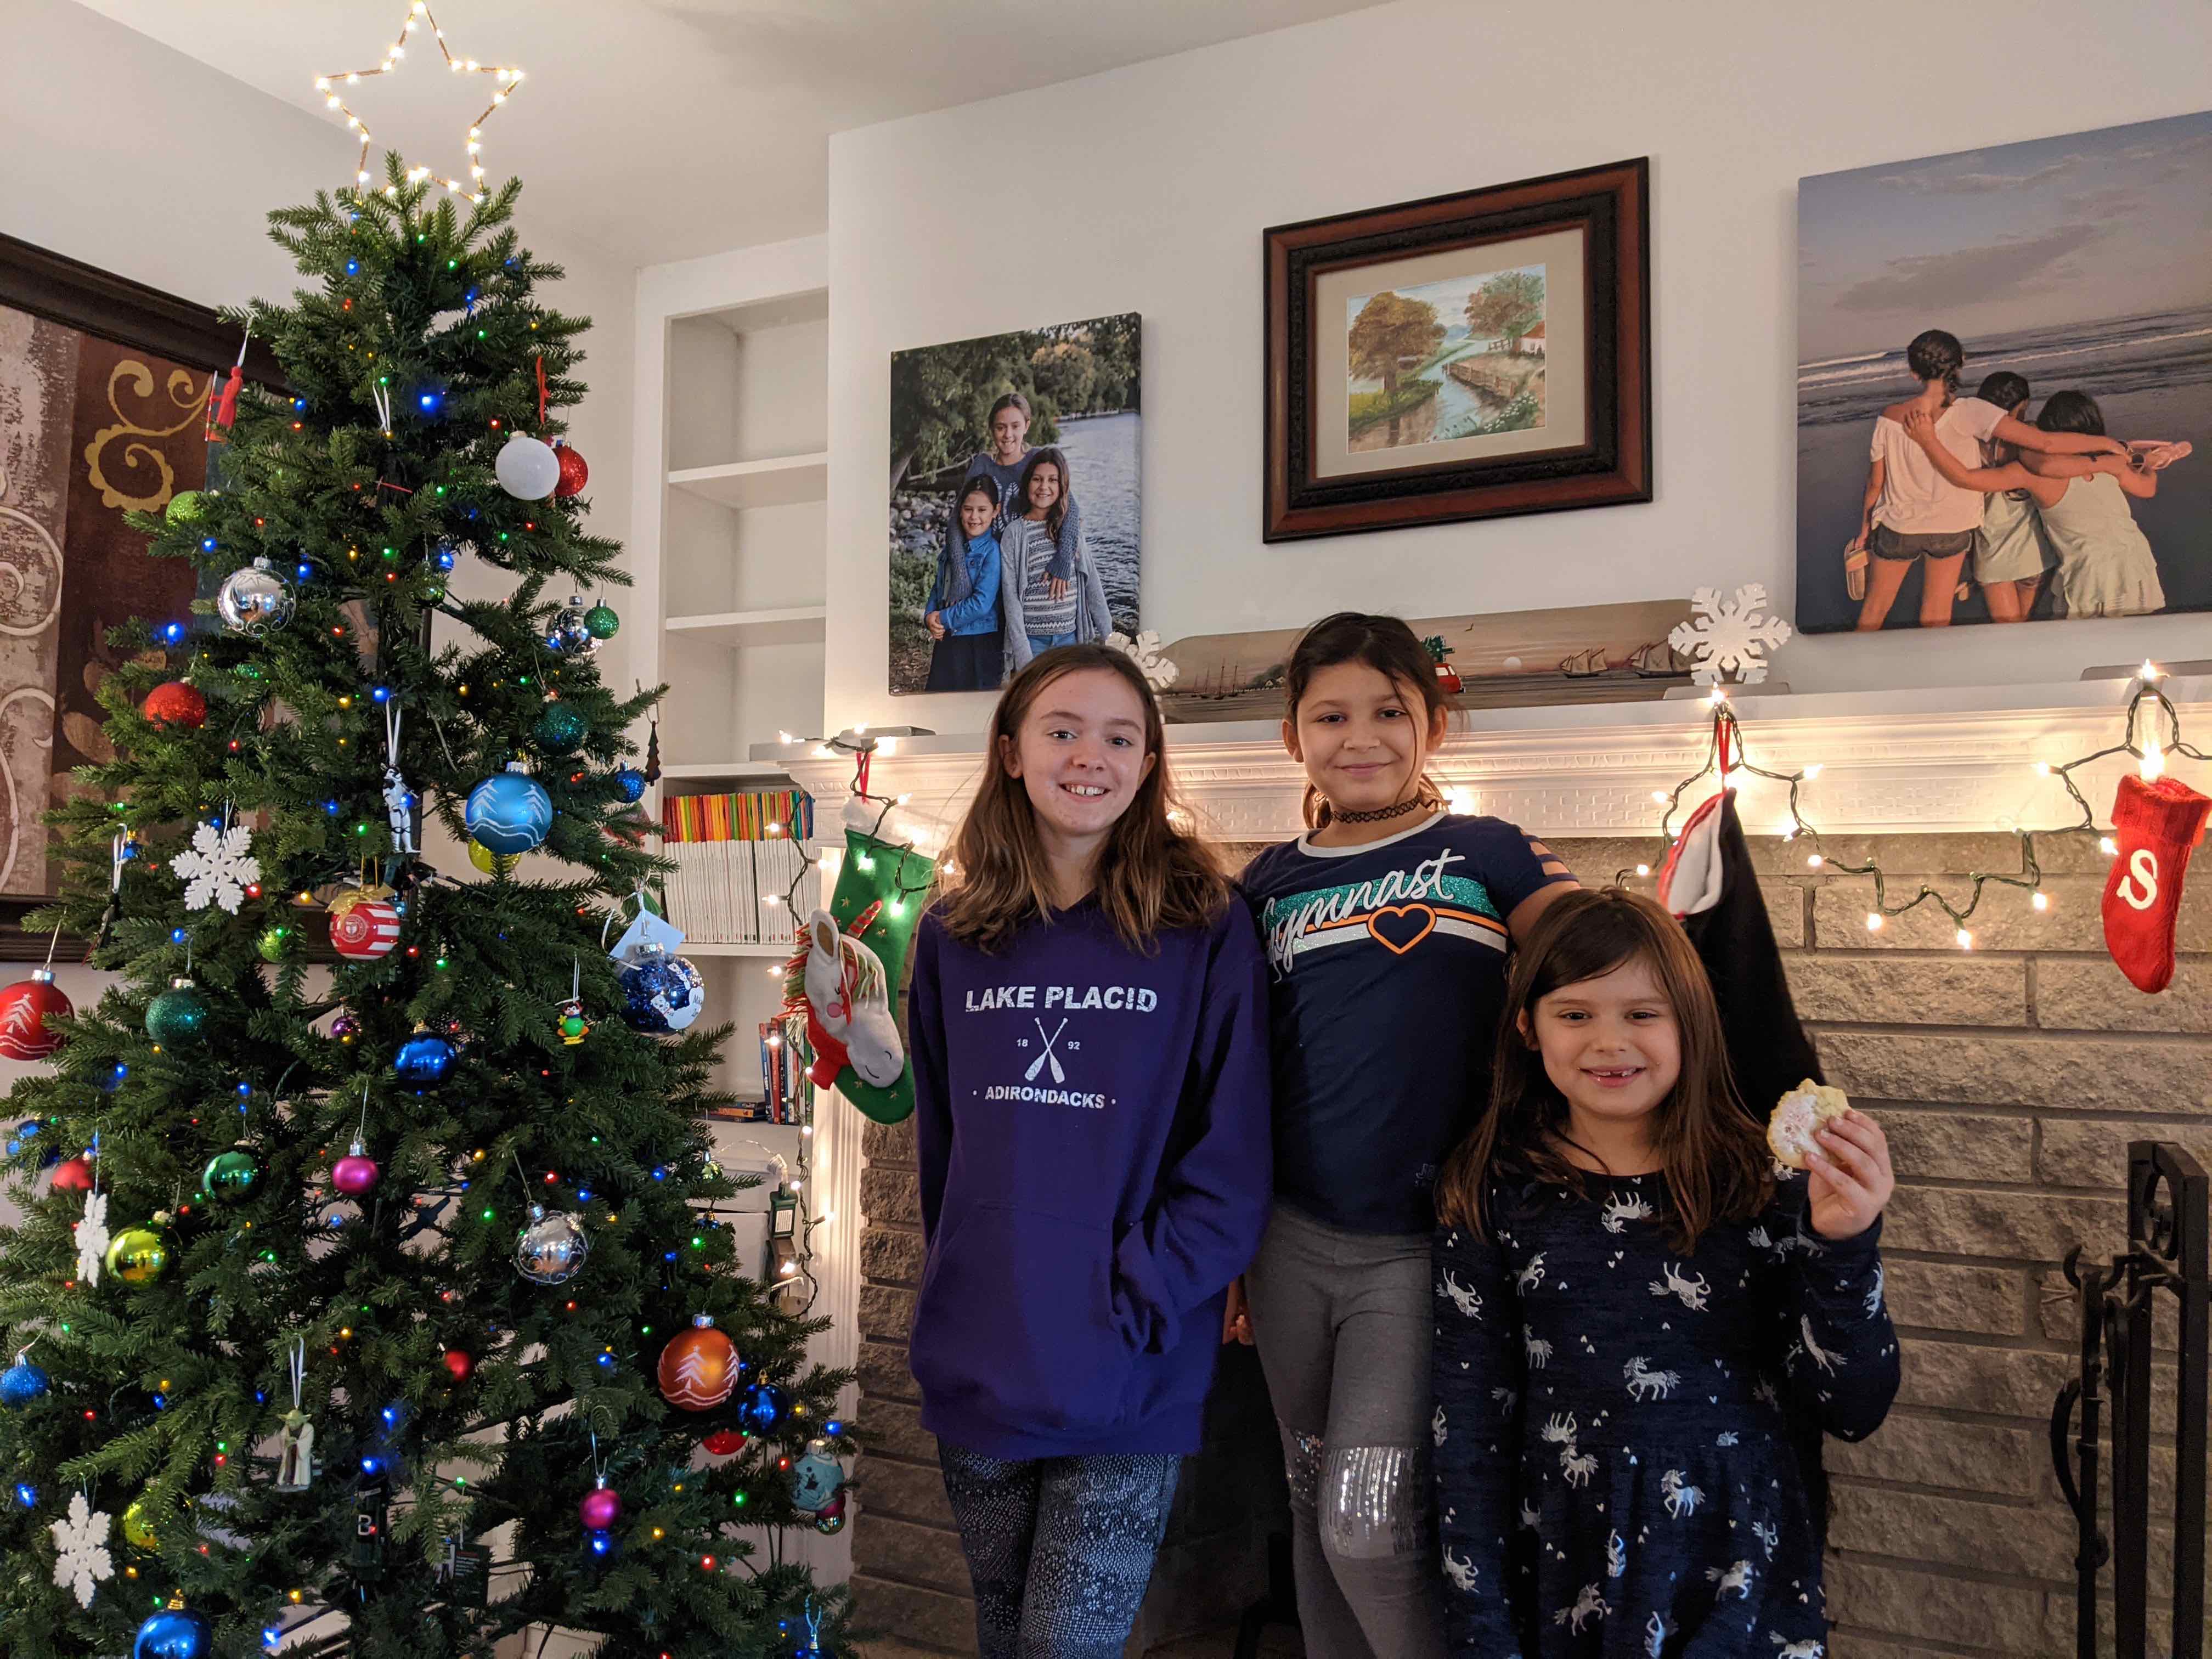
853, 832, 2211, 1655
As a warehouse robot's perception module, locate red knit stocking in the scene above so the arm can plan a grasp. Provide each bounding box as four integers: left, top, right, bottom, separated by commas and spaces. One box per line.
2101, 775, 2211, 993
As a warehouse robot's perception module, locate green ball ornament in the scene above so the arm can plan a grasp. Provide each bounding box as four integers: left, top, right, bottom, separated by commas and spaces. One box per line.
146, 979, 209, 1046
202, 1149, 258, 1199
583, 603, 620, 641
165, 490, 207, 525
534, 703, 589, 754
122, 1500, 159, 1549
256, 925, 292, 963
106, 1226, 170, 1284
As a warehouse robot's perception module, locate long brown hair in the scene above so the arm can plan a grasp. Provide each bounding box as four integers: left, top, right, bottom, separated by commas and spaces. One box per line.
935, 645, 1229, 953
1284, 611, 1452, 830
1434, 888, 1771, 1253
1017, 446, 1071, 544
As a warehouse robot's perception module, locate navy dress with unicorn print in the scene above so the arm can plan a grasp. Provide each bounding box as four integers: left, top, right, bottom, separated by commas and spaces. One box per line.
1432, 1170, 1897, 1658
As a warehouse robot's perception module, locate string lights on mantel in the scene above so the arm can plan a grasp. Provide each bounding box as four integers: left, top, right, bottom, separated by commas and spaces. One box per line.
1620, 662, 2204, 950
314, 2, 525, 201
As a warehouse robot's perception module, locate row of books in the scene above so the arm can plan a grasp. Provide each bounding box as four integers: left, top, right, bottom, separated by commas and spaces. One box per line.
662, 788, 815, 844
661, 789, 820, 945
757, 1019, 810, 1124
663, 836, 817, 945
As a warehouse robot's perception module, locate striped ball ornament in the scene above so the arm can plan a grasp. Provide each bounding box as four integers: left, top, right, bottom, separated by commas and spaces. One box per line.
329, 892, 401, 960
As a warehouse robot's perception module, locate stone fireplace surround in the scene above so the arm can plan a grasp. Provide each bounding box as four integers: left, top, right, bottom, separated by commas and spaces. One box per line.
784, 674, 2212, 1658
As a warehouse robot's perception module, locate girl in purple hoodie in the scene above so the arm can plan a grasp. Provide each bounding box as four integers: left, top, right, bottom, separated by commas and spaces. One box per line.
906, 644, 1274, 1658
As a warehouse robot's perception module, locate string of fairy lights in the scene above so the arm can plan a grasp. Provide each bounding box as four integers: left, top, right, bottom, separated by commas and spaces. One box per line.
314, 2, 525, 202
1615, 661, 2203, 949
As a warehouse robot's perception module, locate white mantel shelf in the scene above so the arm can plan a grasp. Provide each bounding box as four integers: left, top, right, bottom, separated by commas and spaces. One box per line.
770, 675, 2212, 843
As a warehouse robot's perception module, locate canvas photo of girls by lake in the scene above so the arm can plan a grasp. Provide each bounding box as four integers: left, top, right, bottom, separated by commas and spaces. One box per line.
1797, 110, 2209, 634
1346, 265, 1548, 452
888, 314, 1141, 696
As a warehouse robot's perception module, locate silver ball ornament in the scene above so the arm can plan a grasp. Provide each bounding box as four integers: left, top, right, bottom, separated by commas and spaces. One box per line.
216, 558, 296, 634
514, 1202, 589, 1285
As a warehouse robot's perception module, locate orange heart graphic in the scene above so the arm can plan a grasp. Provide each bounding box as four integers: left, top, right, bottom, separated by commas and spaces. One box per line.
1367, 903, 1436, 955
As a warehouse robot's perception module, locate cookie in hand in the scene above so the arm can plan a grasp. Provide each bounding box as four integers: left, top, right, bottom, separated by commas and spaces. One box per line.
1769, 1079, 1851, 1171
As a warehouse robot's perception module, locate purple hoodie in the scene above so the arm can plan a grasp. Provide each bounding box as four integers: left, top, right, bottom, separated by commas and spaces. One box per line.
905, 896, 1273, 1459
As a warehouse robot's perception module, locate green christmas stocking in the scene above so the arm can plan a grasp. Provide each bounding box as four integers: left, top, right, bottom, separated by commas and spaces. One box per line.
786, 828, 935, 1124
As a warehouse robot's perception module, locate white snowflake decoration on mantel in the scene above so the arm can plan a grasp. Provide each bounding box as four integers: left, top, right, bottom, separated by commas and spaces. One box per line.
49, 1489, 114, 1608
1108, 630, 1180, 691
171, 819, 261, 913
75, 1189, 110, 1288
1668, 585, 1793, 687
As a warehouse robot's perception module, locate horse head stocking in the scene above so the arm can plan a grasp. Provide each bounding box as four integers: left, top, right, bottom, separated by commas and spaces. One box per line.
797, 910, 905, 1090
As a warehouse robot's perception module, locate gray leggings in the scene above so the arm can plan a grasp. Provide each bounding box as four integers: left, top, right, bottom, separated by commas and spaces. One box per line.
1245, 1203, 1445, 1659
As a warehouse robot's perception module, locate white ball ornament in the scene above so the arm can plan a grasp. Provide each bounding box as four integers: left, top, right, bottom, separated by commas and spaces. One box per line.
495, 433, 562, 500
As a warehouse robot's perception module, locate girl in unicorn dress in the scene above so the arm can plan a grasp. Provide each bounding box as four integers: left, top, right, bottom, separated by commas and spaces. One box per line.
1430, 891, 1898, 1657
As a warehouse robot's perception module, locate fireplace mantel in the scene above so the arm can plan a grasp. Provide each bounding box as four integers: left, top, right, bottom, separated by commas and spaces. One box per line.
774, 675, 2211, 843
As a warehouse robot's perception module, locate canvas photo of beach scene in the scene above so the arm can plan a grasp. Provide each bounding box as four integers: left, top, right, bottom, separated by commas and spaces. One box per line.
1346, 265, 1548, 452
1797, 110, 2209, 635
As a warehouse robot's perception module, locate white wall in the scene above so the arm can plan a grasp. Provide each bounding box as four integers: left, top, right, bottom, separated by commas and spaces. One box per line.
824, 0, 2212, 735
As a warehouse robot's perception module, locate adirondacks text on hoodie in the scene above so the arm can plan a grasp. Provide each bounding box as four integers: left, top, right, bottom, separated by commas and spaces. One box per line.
905, 896, 1274, 1460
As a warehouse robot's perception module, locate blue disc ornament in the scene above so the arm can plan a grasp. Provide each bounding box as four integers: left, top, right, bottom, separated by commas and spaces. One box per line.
134, 1605, 213, 1659
617, 949, 704, 1034
5, 1118, 38, 1156
612, 767, 646, 804
737, 1380, 789, 1434
394, 1030, 458, 1086
1, 1353, 50, 1407
465, 766, 552, 855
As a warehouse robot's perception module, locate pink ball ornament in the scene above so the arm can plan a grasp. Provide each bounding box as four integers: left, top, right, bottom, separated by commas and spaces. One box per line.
331, 1138, 380, 1197
578, 1485, 621, 1531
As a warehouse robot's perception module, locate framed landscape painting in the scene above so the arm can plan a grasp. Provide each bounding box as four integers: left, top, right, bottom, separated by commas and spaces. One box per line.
1264, 158, 1651, 541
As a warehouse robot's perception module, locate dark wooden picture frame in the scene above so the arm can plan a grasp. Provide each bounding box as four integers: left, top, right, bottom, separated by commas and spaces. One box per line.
1263, 157, 1651, 542
0, 234, 283, 956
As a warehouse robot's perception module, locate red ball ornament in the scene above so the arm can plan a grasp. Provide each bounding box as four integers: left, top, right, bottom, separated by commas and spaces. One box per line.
578, 1485, 621, 1530
553, 444, 589, 498
142, 681, 207, 729
329, 891, 401, 960
656, 1315, 739, 1412
442, 1349, 474, 1383
49, 1155, 93, 1193
0, 968, 72, 1061
702, 1429, 751, 1457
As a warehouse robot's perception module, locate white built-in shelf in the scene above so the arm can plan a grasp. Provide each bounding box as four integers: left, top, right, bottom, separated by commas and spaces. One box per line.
684, 940, 795, 958
658, 760, 796, 782
667, 452, 828, 510
665, 606, 828, 648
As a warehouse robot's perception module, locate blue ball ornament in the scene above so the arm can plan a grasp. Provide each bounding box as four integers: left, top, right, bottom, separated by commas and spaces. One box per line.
1, 1355, 50, 1407
393, 1031, 458, 1086
737, 1381, 789, 1434
617, 951, 705, 1034
465, 769, 552, 855
134, 1605, 213, 1659
612, 767, 646, 804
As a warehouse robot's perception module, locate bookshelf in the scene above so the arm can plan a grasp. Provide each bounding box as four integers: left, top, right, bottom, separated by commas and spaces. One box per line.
631, 238, 857, 1584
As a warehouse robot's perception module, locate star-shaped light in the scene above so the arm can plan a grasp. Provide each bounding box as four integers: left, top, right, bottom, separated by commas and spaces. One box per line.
314, 1, 524, 202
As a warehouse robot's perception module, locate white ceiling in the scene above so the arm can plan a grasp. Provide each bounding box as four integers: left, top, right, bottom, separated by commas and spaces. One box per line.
78, 0, 1393, 268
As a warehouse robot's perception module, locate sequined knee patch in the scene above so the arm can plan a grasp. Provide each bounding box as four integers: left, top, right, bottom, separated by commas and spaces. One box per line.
1279, 1423, 1325, 1511
1318, 1442, 1431, 1560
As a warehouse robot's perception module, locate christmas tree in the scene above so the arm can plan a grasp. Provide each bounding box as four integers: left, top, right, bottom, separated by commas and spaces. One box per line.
0, 157, 852, 1659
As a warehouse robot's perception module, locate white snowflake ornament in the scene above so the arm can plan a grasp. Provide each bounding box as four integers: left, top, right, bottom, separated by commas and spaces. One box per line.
170, 819, 261, 913
1668, 585, 1792, 687
49, 1489, 113, 1608
1107, 630, 1180, 691
75, 1189, 110, 1288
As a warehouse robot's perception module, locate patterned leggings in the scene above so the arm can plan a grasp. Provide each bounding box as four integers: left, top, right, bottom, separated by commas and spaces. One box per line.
938, 1442, 1183, 1659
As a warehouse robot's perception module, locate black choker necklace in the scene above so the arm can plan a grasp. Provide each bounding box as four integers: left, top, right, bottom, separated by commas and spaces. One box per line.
1329, 797, 1429, 825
